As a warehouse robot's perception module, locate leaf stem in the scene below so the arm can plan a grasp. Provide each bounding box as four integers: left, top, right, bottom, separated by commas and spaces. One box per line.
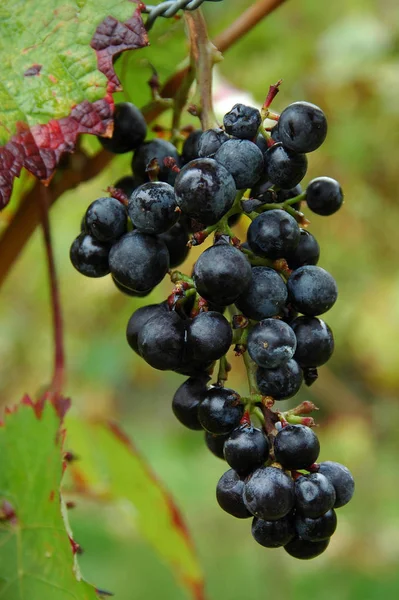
38, 185, 65, 397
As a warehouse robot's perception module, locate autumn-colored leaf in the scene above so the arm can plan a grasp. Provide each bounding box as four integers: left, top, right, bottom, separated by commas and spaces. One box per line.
0, 397, 98, 599
0, 0, 149, 209
65, 416, 206, 600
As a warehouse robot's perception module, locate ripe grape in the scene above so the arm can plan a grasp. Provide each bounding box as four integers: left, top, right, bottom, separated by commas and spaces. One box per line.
277, 101, 328, 153
287, 266, 338, 316
244, 466, 295, 520
291, 316, 334, 367
306, 177, 344, 216
85, 197, 127, 242
256, 359, 303, 400
214, 139, 264, 189
247, 319, 297, 368
99, 102, 147, 154
274, 424, 320, 470
223, 104, 262, 139
70, 233, 111, 278
216, 469, 252, 519
295, 473, 336, 518
318, 461, 355, 508
132, 139, 180, 185
264, 143, 308, 189
247, 209, 300, 259
128, 182, 178, 234
223, 425, 270, 475
198, 387, 243, 435
252, 515, 295, 548
235, 266, 287, 320
172, 375, 210, 430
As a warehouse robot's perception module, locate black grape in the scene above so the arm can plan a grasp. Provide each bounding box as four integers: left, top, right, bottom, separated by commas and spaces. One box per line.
126, 303, 168, 354
277, 101, 327, 154
223, 425, 270, 475
223, 104, 262, 139
138, 310, 186, 371
198, 128, 230, 158
235, 266, 287, 320
128, 182, 178, 234
306, 177, 344, 216
291, 316, 334, 367
198, 387, 243, 435
274, 424, 320, 470
247, 319, 297, 368
187, 311, 232, 363
247, 209, 300, 259
252, 515, 295, 548
216, 469, 252, 519
285, 229, 320, 270
264, 143, 308, 189
295, 509, 337, 542
295, 473, 336, 518
158, 221, 189, 268
318, 461, 355, 508
243, 466, 295, 520
99, 102, 147, 154
181, 129, 202, 164
214, 139, 264, 189
85, 196, 127, 242
70, 233, 111, 278
284, 536, 330, 560
287, 266, 338, 316
256, 359, 303, 400
205, 431, 229, 459
172, 375, 210, 430
132, 139, 180, 185
174, 158, 236, 226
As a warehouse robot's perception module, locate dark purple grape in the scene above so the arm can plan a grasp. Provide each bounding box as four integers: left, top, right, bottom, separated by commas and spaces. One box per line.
285, 229, 320, 270
243, 466, 295, 520
132, 139, 180, 185
295, 509, 337, 542
70, 233, 111, 278
291, 316, 334, 367
318, 461, 355, 508
205, 431, 229, 459
193, 244, 252, 306
109, 231, 169, 292
252, 514, 295, 548
247, 209, 300, 259
256, 359, 303, 401
187, 311, 232, 363
137, 310, 186, 371
235, 267, 287, 320
128, 182, 178, 234
158, 221, 189, 268
284, 536, 330, 560
99, 102, 147, 154
223, 104, 262, 139
306, 177, 343, 216
214, 139, 264, 189
247, 319, 297, 368
181, 129, 202, 164
274, 424, 320, 470
85, 197, 127, 242
277, 101, 327, 154
216, 469, 252, 519
264, 143, 308, 189
295, 473, 336, 518
198, 128, 230, 158
198, 387, 243, 435
287, 266, 338, 316
172, 375, 210, 430
126, 303, 168, 354
223, 425, 270, 475
174, 158, 236, 226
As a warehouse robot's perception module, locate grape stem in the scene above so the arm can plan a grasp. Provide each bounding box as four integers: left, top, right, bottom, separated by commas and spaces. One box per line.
217, 354, 230, 386
242, 349, 259, 396
38, 185, 65, 398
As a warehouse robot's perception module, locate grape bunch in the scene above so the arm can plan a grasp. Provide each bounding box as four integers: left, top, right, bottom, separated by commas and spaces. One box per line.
70, 88, 354, 560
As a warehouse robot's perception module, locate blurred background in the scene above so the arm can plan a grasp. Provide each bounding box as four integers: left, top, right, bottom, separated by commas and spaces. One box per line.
1, 0, 399, 598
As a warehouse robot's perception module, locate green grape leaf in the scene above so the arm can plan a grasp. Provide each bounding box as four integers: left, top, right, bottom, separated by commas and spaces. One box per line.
0, 397, 99, 600
65, 417, 205, 600
0, 0, 149, 209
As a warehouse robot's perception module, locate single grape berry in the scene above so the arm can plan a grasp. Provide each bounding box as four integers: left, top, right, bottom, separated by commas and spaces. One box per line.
243, 466, 295, 521
277, 101, 328, 154
256, 359, 303, 401
284, 536, 330, 560
193, 243, 252, 306
132, 139, 180, 185
114, 175, 138, 197
181, 129, 202, 164
158, 221, 189, 268
216, 470, 252, 519
109, 231, 169, 292
128, 182, 178, 234
247, 319, 297, 368
174, 158, 236, 226
99, 102, 147, 154
285, 229, 320, 270
223, 104, 262, 139
138, 310, 186, 371
198, 387, 243, 435
205, 431, 229, 459
172, 375, 210, 430
85, 197, 127, 242
198, 128, 230, 158
287, 266, 338, 316
291, 316, 334, 367
252, 515, 295, 548
187, 312, 232, 363
235, 266, 287, 320
295, 473, 336, 518
223, 425, 270, 475
264, 143, 308, 189
251, 180, 302, 212
318, 461, 355, 508
113, 276, 152, 297
274, 424, 320, 470
126, 303, 167, 354
295, 509, 337, 542
70, 233, 111, 278
248, 209, 300, 260
306, 177, 344, 216
214, 139, 264, 189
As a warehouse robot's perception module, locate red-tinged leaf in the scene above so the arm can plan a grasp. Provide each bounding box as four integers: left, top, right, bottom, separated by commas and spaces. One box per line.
0, 398, 99, 599
65, 417, 206, 600
0, 1, 149, 209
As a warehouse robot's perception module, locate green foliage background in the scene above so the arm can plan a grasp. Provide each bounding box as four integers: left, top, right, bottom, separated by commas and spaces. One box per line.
1, 0, 399, 598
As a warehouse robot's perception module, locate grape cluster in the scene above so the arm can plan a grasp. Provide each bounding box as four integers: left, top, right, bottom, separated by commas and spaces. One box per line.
70, 92, 353, 559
